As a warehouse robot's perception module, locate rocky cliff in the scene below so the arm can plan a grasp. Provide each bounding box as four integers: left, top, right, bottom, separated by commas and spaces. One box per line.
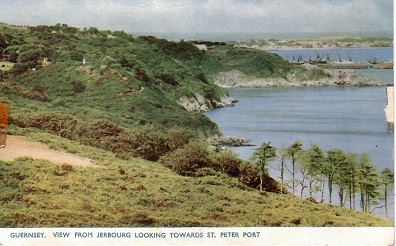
178, 94, 238, 112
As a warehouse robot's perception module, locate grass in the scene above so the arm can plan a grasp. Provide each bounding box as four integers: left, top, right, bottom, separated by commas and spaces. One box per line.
0, 130, 392, 227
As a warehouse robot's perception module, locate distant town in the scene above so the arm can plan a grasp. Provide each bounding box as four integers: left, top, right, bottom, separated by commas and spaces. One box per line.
234, 37, 393, 50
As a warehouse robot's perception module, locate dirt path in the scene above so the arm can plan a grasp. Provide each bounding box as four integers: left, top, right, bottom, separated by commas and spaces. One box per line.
0, 136, 100, 168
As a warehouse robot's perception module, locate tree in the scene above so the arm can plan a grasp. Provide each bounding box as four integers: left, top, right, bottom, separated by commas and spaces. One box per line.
301, 144, 326, 199
275, 147, 287, 193
252, 142, 277, 191
356, 154, 381, 213
380, 167, 394, 218
345, 153, 359, 210
285, 141, 303, 195
327, 149, 349, 206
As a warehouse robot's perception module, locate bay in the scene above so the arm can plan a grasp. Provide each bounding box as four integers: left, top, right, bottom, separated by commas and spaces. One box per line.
206, 86, 394, 219
206, 86, 393, 170
204, 57, 394, 218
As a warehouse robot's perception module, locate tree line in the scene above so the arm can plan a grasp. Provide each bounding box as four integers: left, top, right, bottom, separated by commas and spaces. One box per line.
253, 141, 394, 218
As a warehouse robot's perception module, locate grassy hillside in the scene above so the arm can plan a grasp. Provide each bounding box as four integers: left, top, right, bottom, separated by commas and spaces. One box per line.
0, 23, 392, 227
0, 24, 224, 135
0, 131, 391, 227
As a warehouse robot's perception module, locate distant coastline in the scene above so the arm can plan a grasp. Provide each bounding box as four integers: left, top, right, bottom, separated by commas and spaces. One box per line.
264, 46, 394, 51
131, 31, 393, 42
214, 69, 385, 88
235, 37, 393, 51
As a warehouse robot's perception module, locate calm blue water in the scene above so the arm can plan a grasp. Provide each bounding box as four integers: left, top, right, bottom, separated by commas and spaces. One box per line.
268, 47, 393, 62
206, 87, 393, 170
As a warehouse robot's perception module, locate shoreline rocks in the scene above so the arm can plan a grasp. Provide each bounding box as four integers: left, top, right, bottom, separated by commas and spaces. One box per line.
178, 94, 238, 112
209, 135, 253, 147
178, 68, 385, 113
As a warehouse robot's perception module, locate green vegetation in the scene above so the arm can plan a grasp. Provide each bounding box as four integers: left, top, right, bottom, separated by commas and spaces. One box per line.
0, 131, 392, 227
201, 47, 293, 79
0, 23, 393, 227
0, 23, 225, 136
201, 46, 329, 82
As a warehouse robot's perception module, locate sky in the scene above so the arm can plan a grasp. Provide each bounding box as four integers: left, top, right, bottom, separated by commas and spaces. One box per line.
0, 0, 393, 40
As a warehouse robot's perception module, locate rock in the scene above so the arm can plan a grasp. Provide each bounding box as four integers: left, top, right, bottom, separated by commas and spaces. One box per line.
178, 94, 237, 112
209, 135, 253, 147
214, 70, 248, 87
178, 96, 208, 112
75, 65, 93, 73
215, 96, 238, 108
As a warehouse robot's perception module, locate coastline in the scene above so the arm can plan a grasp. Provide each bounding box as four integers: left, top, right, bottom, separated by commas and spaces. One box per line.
181, 68, 390, 114
214, 69, 386, 88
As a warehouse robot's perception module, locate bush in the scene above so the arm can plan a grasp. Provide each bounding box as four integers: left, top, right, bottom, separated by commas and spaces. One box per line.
155, 73, 178, 86
238, 163, 281, 193
213, 151, 242, 177
129, 130, 169, 161
238, 164, 260, 189
79, 119, 124, 141
71, 81, 86, 93
160, 141, 211, 176
166, 129, 190, 151
12, 112, 80, 139
135, 67, 150, 84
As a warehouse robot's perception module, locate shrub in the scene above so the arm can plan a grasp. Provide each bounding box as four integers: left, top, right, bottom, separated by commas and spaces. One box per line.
213, 151, 242, 177
71, 81, 86, 93
155, 73, 178, 86
160, 141, 211, 176
129, 130, 169, 161
131, 213, 156, 226
12, 112, 80, 139
238, 163, 281, 193
79, 119, 124, 142
135, 67, 150, 84
166, 129, 190, 151
238, 163, 260, 189
61, 164, 74, 172
21, 90, 49, 101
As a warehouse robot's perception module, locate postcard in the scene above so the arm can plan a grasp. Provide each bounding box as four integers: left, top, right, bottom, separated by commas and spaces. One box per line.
0, 1, 394, 245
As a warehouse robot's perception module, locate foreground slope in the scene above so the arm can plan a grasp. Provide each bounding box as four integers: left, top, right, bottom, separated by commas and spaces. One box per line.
0, 132, 392, 227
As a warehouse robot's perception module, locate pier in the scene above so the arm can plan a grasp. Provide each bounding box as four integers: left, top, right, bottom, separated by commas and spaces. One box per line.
385, 87, 394, 133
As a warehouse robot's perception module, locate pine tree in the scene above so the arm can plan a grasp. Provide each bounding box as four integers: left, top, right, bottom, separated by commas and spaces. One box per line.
327, 149, 349, 207
345, 153, 359, 210
252, 142, 277, 191
285, 141, 303, 195
356, 154, 381, 213
302, 144, 326, 199
380, 167, 394, 218
275, 147, 287, 193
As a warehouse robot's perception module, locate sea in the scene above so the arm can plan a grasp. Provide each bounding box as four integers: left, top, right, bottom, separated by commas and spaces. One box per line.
204, 47, 394, 219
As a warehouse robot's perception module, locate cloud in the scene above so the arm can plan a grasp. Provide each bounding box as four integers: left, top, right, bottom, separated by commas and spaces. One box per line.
0, 0, 392, 37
